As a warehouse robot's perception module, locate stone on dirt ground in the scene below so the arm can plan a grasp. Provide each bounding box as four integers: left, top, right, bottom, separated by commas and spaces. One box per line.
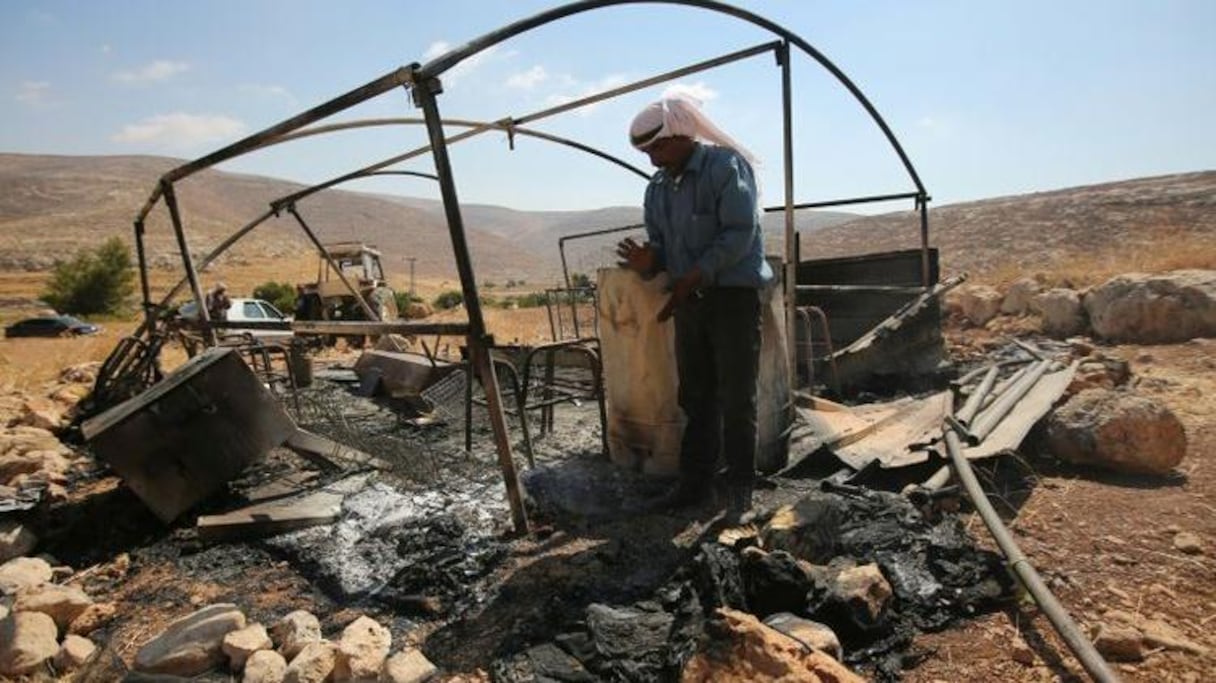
1046, 387, 1186, 474
133, 603, 247, 676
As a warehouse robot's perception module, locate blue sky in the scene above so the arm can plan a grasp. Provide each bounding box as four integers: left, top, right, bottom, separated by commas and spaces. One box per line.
3, 0, 1213, 213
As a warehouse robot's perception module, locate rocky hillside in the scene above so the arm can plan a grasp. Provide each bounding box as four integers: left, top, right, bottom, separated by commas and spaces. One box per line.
2, 154, 1213, 287
803, 171, 1216, 280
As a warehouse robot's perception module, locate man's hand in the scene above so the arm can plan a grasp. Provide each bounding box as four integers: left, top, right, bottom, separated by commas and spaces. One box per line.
616, 237, 657, 276
657, 267, 703, 322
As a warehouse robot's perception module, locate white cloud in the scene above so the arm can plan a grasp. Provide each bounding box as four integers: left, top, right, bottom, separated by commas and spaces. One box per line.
15, 81, 50, 105
420, 40, 500, 85
544, 73, 630, 116
662, 81, 719, 104
423, 41, 451, 60
112, 60, 190, 84
506, 65, 548, 90
239, 83, 295, 103
111, 113, 246, 149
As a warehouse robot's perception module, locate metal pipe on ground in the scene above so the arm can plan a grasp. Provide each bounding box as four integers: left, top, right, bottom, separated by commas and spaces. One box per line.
956, 365, 999, 425
969, 359, 1052, 443
942, 425, 1121, 683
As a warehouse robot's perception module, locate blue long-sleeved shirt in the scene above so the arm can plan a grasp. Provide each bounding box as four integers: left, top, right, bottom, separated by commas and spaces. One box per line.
643, 143, 773, 289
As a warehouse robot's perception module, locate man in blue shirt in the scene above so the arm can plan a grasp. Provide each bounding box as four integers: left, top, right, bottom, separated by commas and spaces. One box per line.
617, 96, 772, 522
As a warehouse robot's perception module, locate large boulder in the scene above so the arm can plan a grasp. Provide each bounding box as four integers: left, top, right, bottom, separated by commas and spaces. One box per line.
0, 611, 60, 676
955, 285, 1003, 326
1001, 277, 1042, 315
1083, 270, 1216, 343
680, 608, 864, 683
133, 603, 247, 676
1031, 288, 1086, 337
1046, 389, 1186, 475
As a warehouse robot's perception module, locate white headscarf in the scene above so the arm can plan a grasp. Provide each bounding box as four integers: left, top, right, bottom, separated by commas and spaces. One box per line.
628, 94, 758, 166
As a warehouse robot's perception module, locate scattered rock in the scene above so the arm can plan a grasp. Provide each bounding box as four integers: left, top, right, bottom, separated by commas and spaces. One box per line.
0, 610, 59, 676
1032, 288, 1086, 337
1139, 618, 1210, 656
13, 582, 93, 629
739, 547, 815, 618
957, 285, 1003, 326
380, 648, 438, 683
284, 640, 336, 683
334, 615, 390, 681
760, 495, 843, 564
0, 521, 37, 563
222, 622, 272, 672
270, 609, 323, 661
1046, 388, 1187, 475
1011, 639, 1036, 666
829, 563, 892, 627
59, 362, 100, 385
680, 608, 864, 683
1001, 277, 1042, 315
1084, 270, 1216, 343
54, 634, 97, 672
69, 601, 118, 635
1091, 623, 1144, 662
17, 398, 63, 431
0, 556, 53, 595
1067, 356, 1131, 396
1173, 532, 1203, 555
763, 612, 842, 661
133, 603, 247, 676
244, 649, 288, 683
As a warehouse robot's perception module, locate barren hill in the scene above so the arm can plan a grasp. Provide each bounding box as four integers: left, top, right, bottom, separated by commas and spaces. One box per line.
802, 171, 1216, 281
0, 153, 549, 284
2, 154, 1213, 291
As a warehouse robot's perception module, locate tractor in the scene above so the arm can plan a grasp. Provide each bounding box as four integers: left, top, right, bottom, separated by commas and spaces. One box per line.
295, 242, 398, 347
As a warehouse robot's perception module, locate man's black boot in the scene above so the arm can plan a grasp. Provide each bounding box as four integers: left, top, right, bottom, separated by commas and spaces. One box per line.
724, 483, 755, 525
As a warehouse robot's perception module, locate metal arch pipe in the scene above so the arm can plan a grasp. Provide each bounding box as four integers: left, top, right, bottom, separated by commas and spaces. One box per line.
271, 117, 651, 181
270, 40, 775, 212
419, 0, 927, 196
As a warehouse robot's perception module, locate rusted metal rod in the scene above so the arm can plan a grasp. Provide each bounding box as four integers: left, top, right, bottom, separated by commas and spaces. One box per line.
414, 73, 528, 535
161, 181, 214, 346
942, 424, 1121, 683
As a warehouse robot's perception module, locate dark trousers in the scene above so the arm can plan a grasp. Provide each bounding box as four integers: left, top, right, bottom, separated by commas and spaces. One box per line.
673, 286, 762, 489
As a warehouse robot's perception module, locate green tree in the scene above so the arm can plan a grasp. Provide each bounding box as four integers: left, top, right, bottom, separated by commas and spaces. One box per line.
253, 281, 297, 314
41, 237, 136, 316
433, 290, 463, 310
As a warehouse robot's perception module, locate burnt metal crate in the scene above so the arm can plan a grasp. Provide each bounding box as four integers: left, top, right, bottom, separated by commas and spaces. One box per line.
81, 347, 295, 522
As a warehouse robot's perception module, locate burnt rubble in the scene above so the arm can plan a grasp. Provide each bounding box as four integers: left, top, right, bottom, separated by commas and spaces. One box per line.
492, 485, 1013, 682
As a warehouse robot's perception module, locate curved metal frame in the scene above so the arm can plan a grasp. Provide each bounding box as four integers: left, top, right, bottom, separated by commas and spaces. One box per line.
419, 0, 925, 195
117, 0, 933, 537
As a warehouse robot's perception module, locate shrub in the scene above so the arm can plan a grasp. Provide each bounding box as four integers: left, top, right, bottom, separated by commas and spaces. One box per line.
433, 290, 463, 310
253, 281, 297, 314
392, 290, 424, 313
41, 237, 136, 316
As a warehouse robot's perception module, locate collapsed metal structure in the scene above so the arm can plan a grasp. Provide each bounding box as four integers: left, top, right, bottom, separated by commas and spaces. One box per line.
110, 0, 935, 535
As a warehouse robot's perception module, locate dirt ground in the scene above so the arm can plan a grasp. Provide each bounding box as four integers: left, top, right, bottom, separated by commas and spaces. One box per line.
902, 338, 1216, 683
3, 311, 1214, 681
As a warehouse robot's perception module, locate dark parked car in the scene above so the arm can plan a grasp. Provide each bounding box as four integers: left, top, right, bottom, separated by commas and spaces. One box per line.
4, 315, 101, 338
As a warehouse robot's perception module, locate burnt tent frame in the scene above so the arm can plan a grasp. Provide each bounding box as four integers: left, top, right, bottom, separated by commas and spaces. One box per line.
126, 0, 930, 535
